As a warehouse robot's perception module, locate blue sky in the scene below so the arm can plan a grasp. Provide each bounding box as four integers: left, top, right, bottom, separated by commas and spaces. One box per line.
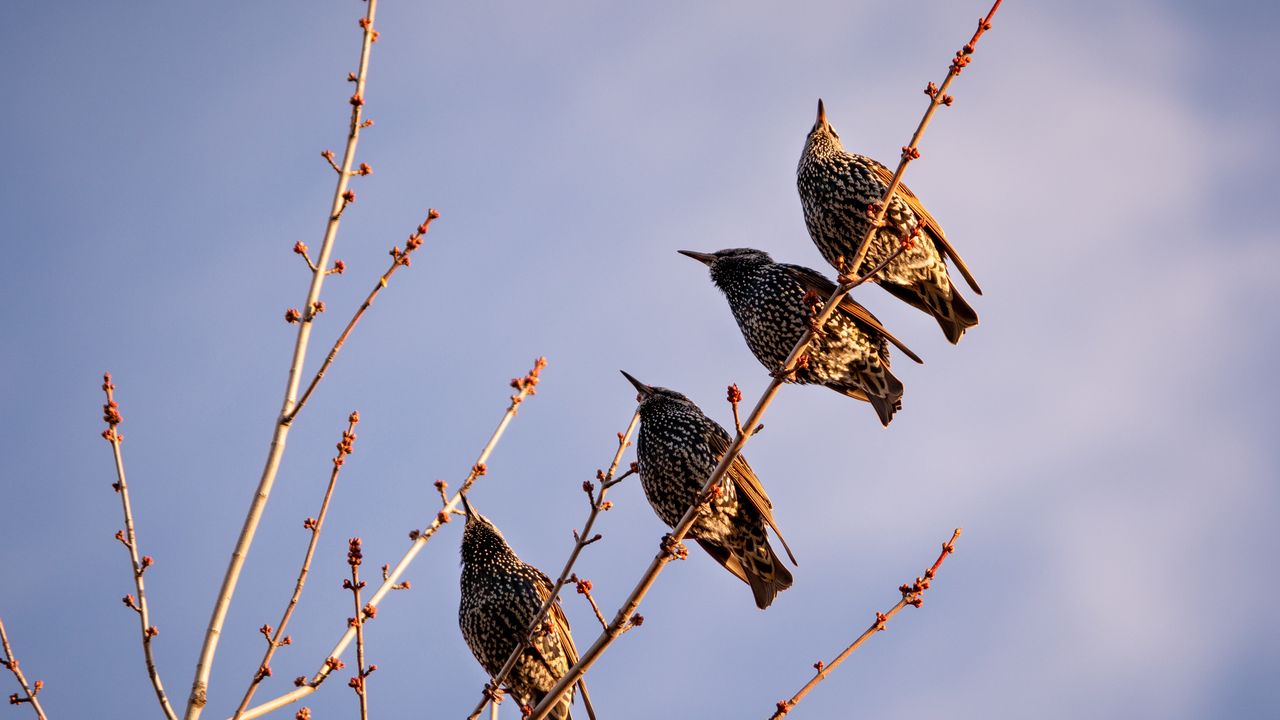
2, 1, 1277, 718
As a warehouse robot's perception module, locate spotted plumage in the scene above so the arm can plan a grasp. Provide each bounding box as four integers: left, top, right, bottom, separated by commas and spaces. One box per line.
797, 99, 983, 343
680, 248, 922, 426
458, 496, 579, 719
621, 371, 796, 608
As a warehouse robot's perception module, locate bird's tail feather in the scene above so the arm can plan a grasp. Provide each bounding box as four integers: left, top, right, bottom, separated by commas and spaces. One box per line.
881, 279, 979, 344
741, 534, 793, 610
938, 285, 979, 344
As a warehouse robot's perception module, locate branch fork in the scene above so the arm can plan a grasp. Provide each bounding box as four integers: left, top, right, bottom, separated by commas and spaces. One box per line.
1, 618, 48, 720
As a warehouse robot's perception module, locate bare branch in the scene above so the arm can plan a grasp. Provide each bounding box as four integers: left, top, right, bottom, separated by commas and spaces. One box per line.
0, 618, 49, 720
726, 384, 744, 435
293, 241, 318, 273
230, 412, 361, 719
527, 3, 1002, 715
234, 359, 548, 720
100, 373, 178, 720
570, 576, 608, 632
286, 210, 441, 423
770, 529, 962, 718
344, 538, 373, 720
184, 4, 382, 716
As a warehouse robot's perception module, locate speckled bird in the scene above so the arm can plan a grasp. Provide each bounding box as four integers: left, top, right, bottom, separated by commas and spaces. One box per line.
621, 371, 796, 609
797, 99, 983, 343
680, 248, 922, 427
458, 496, 581, 719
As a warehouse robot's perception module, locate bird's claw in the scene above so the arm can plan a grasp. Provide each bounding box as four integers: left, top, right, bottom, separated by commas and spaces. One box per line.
660, 534, 689, 560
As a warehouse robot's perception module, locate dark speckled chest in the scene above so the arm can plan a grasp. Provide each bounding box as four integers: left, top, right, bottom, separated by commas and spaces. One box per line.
635, 397, 741, 542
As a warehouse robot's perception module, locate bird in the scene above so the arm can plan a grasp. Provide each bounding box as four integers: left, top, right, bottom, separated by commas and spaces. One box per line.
458, 495, 583, 720
621, 370, 796, 608
797, 98, 983, 343
679, 247, 922, 427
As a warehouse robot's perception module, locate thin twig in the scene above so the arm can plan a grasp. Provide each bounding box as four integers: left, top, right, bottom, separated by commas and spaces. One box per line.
286, 210, 440, 424
527, 4, 1001, 716
234, 359, 547, 720
184, 4, 380, 716
0, 618, 49, 720
770, 529, 962, 718
344, 538, 373, 720
576, 680, 598, 720
230, 413, 361, 720
570, 576, 609, 632
100, 373, 178, 720
294, 241, 320, 273
467, 413, 638, 720
727, 384, 744, 435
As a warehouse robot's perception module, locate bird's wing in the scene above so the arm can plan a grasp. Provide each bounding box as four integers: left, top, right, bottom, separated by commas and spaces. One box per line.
705, 429, 797, 565
533, 571, 579, 668
867, 159, 983, 295
781, 264, 924, 365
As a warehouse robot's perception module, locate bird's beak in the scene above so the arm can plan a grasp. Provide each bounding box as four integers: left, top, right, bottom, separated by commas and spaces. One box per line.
814, 98, 830, 132
677, 249, 716, 266
460, 494, 475, 520
619, 370, 655, 399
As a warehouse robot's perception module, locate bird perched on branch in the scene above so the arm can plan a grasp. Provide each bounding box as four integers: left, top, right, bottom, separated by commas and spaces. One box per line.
621, 371, 796, 608
680, 248, 921, 426
797, 98, 982, 343
458, 496, 583, 719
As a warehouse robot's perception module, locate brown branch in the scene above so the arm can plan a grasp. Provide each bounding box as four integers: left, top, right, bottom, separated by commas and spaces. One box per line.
726, 384, 744, 435
230, 412, 361, 720
233, 359, 547, 720
321, 149, 342, 175
527, 4, 1002, 716
185, 3, 382, 716
570, 576, 608, 632
467, 413, 638, 720
344, 538, 374, 720
285, 209, 441, 424
100, 373, 178, 720
0, 618, 48, 720
770, 529, 962, 718
293, 241, 319, 273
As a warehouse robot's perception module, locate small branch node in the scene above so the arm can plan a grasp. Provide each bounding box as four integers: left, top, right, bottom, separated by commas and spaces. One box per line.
321, 149, 341, 174
660, 534, 689, 561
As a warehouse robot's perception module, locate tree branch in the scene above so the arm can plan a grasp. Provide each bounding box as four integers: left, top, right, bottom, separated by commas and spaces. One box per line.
769, 529, 962, 718
0, 618, 49, 720
100, 373, 178, 720
344, 538, 373, 720
285, 210, 440, 424
230, 412, 361, 719
184, 4, 382, 716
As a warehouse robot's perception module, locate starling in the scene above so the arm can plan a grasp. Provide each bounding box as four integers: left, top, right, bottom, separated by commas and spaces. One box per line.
680, 248, 922, 427
458, 496, 581, 719
797, 98, 983, 343
621, 371, 796, 609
